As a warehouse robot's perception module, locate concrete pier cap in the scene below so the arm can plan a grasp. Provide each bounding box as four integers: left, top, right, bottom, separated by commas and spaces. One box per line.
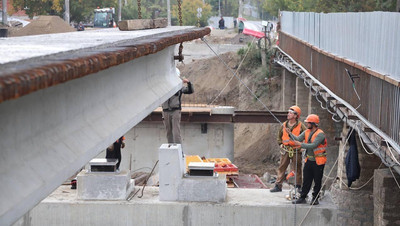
158, 144, 227, 202
0, 26, 210, 225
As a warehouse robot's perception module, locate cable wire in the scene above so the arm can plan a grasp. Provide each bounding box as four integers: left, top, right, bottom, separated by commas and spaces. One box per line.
298, 126, 354, 225
201, 37, 284, 127
208, 36, 257, 106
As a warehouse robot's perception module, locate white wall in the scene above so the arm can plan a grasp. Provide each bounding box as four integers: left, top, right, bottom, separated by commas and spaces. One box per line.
95, 122, 234, 173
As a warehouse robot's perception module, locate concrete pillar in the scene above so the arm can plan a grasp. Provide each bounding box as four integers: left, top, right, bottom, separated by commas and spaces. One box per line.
159, 144, 185, 201
281, 69, 296, 111
295, 77, 311, 121
331, 124, 381, 225
64, 0, 70, 24
167, 0, 171, 26
374, 168, 400, 226
2, 0, 7, 25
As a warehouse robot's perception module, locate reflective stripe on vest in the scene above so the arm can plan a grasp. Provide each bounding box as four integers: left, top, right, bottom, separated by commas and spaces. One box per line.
282, 121, 302, 147
304, 129, 327, 165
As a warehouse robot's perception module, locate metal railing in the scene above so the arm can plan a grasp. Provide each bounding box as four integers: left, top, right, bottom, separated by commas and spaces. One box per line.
280, 11, 400, 80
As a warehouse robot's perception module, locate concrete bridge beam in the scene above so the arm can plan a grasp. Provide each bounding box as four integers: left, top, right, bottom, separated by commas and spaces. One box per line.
0, 47, 181, 225
0, 27, 211, 225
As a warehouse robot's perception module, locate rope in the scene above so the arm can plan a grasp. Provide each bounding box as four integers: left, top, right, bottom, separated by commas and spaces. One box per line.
355, 121, 376, 155
384, 140, 400, 166
298, 157, 338, 225
201, 37, 284, 127
338, 162, 382, 190
208, 36, 257, 106
294, 143, 299, 226
298, 126, 354, 225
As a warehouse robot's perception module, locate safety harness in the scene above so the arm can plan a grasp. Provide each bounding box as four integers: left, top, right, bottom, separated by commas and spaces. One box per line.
281, 121, 302, 157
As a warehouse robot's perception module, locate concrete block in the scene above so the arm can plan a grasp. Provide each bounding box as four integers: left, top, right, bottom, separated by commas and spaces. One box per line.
159, 144, 186, 201
118, 18, 167, 31
153, 18, 168, 28
178, 174, 227, 202
118, 19, 152, 30
77, 170, 134, 200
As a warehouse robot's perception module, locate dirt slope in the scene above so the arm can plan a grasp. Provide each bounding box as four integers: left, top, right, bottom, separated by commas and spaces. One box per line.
179, 50, 283, 177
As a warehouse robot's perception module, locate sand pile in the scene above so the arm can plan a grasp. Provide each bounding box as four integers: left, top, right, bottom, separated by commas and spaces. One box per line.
11, 16, 75, 37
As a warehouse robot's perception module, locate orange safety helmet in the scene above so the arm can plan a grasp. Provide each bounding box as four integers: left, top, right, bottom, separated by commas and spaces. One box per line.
305, 114, 320, 125
289, 105, 301, 118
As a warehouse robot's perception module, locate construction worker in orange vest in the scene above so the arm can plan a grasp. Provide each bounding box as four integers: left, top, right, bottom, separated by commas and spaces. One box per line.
288, 114, 327, 205
271, 106, 306, 192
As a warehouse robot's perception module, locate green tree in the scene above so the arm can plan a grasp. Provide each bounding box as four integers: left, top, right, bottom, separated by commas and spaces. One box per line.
12, 0, 64, 18
172, 0, 212, 26
262, 0, 305, 17
263, 0, 398, 15
208, 0, 239, 16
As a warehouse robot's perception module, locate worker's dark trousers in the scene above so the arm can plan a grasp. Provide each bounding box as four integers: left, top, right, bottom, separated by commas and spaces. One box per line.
115, 148, 121, 170
300, 160, 325, 199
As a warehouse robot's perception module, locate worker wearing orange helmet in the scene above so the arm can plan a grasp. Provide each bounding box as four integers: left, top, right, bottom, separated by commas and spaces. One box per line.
271, 106, 306, 193
288, 114, 327, 205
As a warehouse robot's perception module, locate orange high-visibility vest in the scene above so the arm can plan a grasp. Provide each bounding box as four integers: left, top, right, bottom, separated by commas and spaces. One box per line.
282, 121, 302, 147
304, 129, 327, 165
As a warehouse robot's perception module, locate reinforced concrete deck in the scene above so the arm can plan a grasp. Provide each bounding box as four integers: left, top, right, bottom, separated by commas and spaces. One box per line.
14, 185, 338, 226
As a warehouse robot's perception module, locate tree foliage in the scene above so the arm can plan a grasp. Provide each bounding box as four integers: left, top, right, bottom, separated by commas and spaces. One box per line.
263, 0, 398, 16
208, 0, 239, 16
172, 0, 212, 26
12, 0, 64, 18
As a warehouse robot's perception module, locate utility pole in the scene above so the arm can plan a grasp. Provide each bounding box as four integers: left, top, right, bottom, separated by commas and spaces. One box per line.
64, 0, 70, 24
218, 0, 221, 16
238, 0, 243, 18
167, 0, 171, 26
2, 0, 7, 25
118, 0, 121, 21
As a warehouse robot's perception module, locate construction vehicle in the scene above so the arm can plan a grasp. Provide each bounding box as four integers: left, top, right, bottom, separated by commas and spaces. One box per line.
93, 7, 115, 28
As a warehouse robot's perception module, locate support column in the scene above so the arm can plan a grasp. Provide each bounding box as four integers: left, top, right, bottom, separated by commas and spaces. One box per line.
281, 69, 296, 111
374, 168, 400, 226
295, 77, 311, 121
331, 124, 381, 226
64, 0, 70, 24
2, 0, 7, 25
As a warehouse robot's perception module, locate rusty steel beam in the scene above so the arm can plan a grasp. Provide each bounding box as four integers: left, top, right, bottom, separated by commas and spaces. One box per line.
142, 110, 287, 123
0, 27, 210, 104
